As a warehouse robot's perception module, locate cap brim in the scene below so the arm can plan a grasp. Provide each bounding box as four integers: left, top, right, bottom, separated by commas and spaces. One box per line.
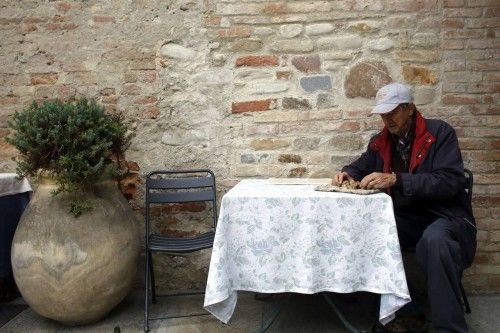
371, 103, 399, 115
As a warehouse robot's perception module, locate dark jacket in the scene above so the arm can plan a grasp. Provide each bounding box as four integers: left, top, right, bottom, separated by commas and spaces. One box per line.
342, 111, 476, 267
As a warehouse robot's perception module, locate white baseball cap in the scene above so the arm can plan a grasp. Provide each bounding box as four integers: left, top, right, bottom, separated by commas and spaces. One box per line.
371, 82, 413, 115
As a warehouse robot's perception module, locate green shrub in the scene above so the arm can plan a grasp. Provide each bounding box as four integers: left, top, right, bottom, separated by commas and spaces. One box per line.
7, 98, 130, 216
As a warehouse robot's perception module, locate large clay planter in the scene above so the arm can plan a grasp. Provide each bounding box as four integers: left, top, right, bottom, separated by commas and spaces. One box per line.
11, 180, 140, 325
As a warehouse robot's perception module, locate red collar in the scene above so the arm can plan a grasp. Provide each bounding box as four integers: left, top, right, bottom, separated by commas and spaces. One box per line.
369, 111, 436, 173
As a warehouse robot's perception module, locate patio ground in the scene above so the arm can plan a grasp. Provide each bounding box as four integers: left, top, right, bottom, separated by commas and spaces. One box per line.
1, 290, 499, 333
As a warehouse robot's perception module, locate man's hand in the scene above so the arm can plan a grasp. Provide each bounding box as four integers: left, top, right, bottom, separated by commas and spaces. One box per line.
360, 172, 397, 189
332, 172, 353, 186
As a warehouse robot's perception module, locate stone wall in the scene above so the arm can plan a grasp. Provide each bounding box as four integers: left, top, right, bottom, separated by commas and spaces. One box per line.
0, 0, 498, 292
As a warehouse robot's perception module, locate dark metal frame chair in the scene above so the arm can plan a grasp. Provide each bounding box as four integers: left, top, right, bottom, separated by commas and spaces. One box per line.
143, 170, 217, 332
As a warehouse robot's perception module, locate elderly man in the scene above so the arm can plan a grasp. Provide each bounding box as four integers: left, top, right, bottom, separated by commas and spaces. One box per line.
333, 83, 476, 333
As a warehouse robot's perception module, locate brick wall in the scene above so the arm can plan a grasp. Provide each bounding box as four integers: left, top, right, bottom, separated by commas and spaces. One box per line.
0, 0, 498, 292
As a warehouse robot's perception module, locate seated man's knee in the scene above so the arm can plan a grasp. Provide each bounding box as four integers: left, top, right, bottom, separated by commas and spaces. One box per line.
415, 219, 453, 260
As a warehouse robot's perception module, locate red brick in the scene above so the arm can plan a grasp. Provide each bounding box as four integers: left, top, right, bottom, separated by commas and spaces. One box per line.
486, 29, 496, 38
231, 99, 277, 113
23, 17, 47, 24
387, 0, 438, 12
43, 22, 77, 30
444, 29, 483, 39
58, 85, 75, 100
141, 71, 158, 83
235, 55, 279, 67
101, 96, 119, 104
134, 96, 157, 104
0, 96, 18, 105
444, 8, 482, 17
56, 2, 81, 12
442, 94, 481, 105
217, 26, 251, 38
484, 8, 500, 17
121, 84, 141, 95
144, 107, 160, 119
262, 3, 287, 15
466, 39, 499, 49
0, 18, 22, 25
468, 83, 500, 94
19, 23, 37, 33
204, 15, 221, 26
276, 71, 291, 80
340, 121, 361, 131
469, 106, 499, 116
467, 60, 500, 71
100, 87, 116, 96
30, 73, 58, 85
443, 18, 464, 28
443, 0, 464, 6
93, 16, 116, 23
443, 39, 464, 49
468, 18, 500, 29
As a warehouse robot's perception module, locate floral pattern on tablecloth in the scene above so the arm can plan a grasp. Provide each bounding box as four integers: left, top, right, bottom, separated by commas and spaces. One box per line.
204, 179, 410, 325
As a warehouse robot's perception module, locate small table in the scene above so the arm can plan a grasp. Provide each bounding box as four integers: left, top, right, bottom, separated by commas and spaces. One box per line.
0, 173, 31, 278
204, 179, 410, 326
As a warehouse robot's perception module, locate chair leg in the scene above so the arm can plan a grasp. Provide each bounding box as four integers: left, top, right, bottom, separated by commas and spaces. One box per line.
149, 251, 157, 304
460, 282, 471, 314
144, 250, 150, 332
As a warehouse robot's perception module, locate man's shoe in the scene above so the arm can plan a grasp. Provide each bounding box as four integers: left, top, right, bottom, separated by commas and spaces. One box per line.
372, 316, 428, 333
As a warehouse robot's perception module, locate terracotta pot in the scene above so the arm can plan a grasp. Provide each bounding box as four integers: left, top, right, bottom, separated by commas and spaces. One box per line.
11, 180, 140, 325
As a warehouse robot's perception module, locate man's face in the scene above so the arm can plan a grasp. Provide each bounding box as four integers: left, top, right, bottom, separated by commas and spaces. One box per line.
380, 104, 414, 137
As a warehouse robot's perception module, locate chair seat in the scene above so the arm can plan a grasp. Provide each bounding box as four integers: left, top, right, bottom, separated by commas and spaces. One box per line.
148, 231, 215, 253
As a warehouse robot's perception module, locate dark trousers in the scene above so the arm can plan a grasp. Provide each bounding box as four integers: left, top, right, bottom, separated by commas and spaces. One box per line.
395, 211, 473, 333
0, 192, 30, 277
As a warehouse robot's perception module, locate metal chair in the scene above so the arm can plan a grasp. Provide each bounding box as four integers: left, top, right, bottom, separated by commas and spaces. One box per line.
144, 170, 217, 332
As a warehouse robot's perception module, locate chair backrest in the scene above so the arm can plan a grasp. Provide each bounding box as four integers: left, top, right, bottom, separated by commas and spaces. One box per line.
464, 168, 473, 204
145, 170, 217, 235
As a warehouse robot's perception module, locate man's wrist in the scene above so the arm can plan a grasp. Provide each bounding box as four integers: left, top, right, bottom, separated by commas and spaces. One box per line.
393, 173, 402, 187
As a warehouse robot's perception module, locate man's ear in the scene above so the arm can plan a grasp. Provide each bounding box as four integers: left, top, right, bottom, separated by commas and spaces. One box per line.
408, 103, 416, 116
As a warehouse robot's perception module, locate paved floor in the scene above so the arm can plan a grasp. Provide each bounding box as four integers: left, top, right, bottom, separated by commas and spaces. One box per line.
1, 291, 499, 333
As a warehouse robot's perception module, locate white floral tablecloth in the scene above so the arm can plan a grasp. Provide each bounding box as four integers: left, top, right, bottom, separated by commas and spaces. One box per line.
204, 179, 410, 325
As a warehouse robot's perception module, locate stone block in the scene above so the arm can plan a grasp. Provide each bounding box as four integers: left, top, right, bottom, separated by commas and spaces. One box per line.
317, 94, 337, 109
413, 87, 436, 105
231, 39, 263, 52
328, 135, 363, 150
251, 138, 290, 150
300, 75, 332, 92
279, 24, 303, 38
160, 43, 196, 60
248, 82, 288, 94
347, 21, 381, 33
30, 73, 58, 85
305, 23, 334, 35
317, 35, 363, 50
366, 37, 395, 51
293, 137, 321, 150
394, 50, 441, 63
291, 54, 321, 73
278, 154, 302, 164
282, 97, 312, 110
289, 167, 306, 177
272, 39, 314, 53
217, 26, 251, 38
411, 33, 439, 48
344, 61, 391, 98
402, 66, 438, 85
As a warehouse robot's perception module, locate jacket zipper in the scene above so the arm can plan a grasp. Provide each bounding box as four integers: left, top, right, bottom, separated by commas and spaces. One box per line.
409, 137, 431, 173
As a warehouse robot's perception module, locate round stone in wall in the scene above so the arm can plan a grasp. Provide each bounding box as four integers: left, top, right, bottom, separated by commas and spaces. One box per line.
344, 61, 392, 98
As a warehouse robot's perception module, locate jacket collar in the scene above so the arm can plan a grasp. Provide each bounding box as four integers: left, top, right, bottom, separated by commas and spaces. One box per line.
369, 111, 436, 173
